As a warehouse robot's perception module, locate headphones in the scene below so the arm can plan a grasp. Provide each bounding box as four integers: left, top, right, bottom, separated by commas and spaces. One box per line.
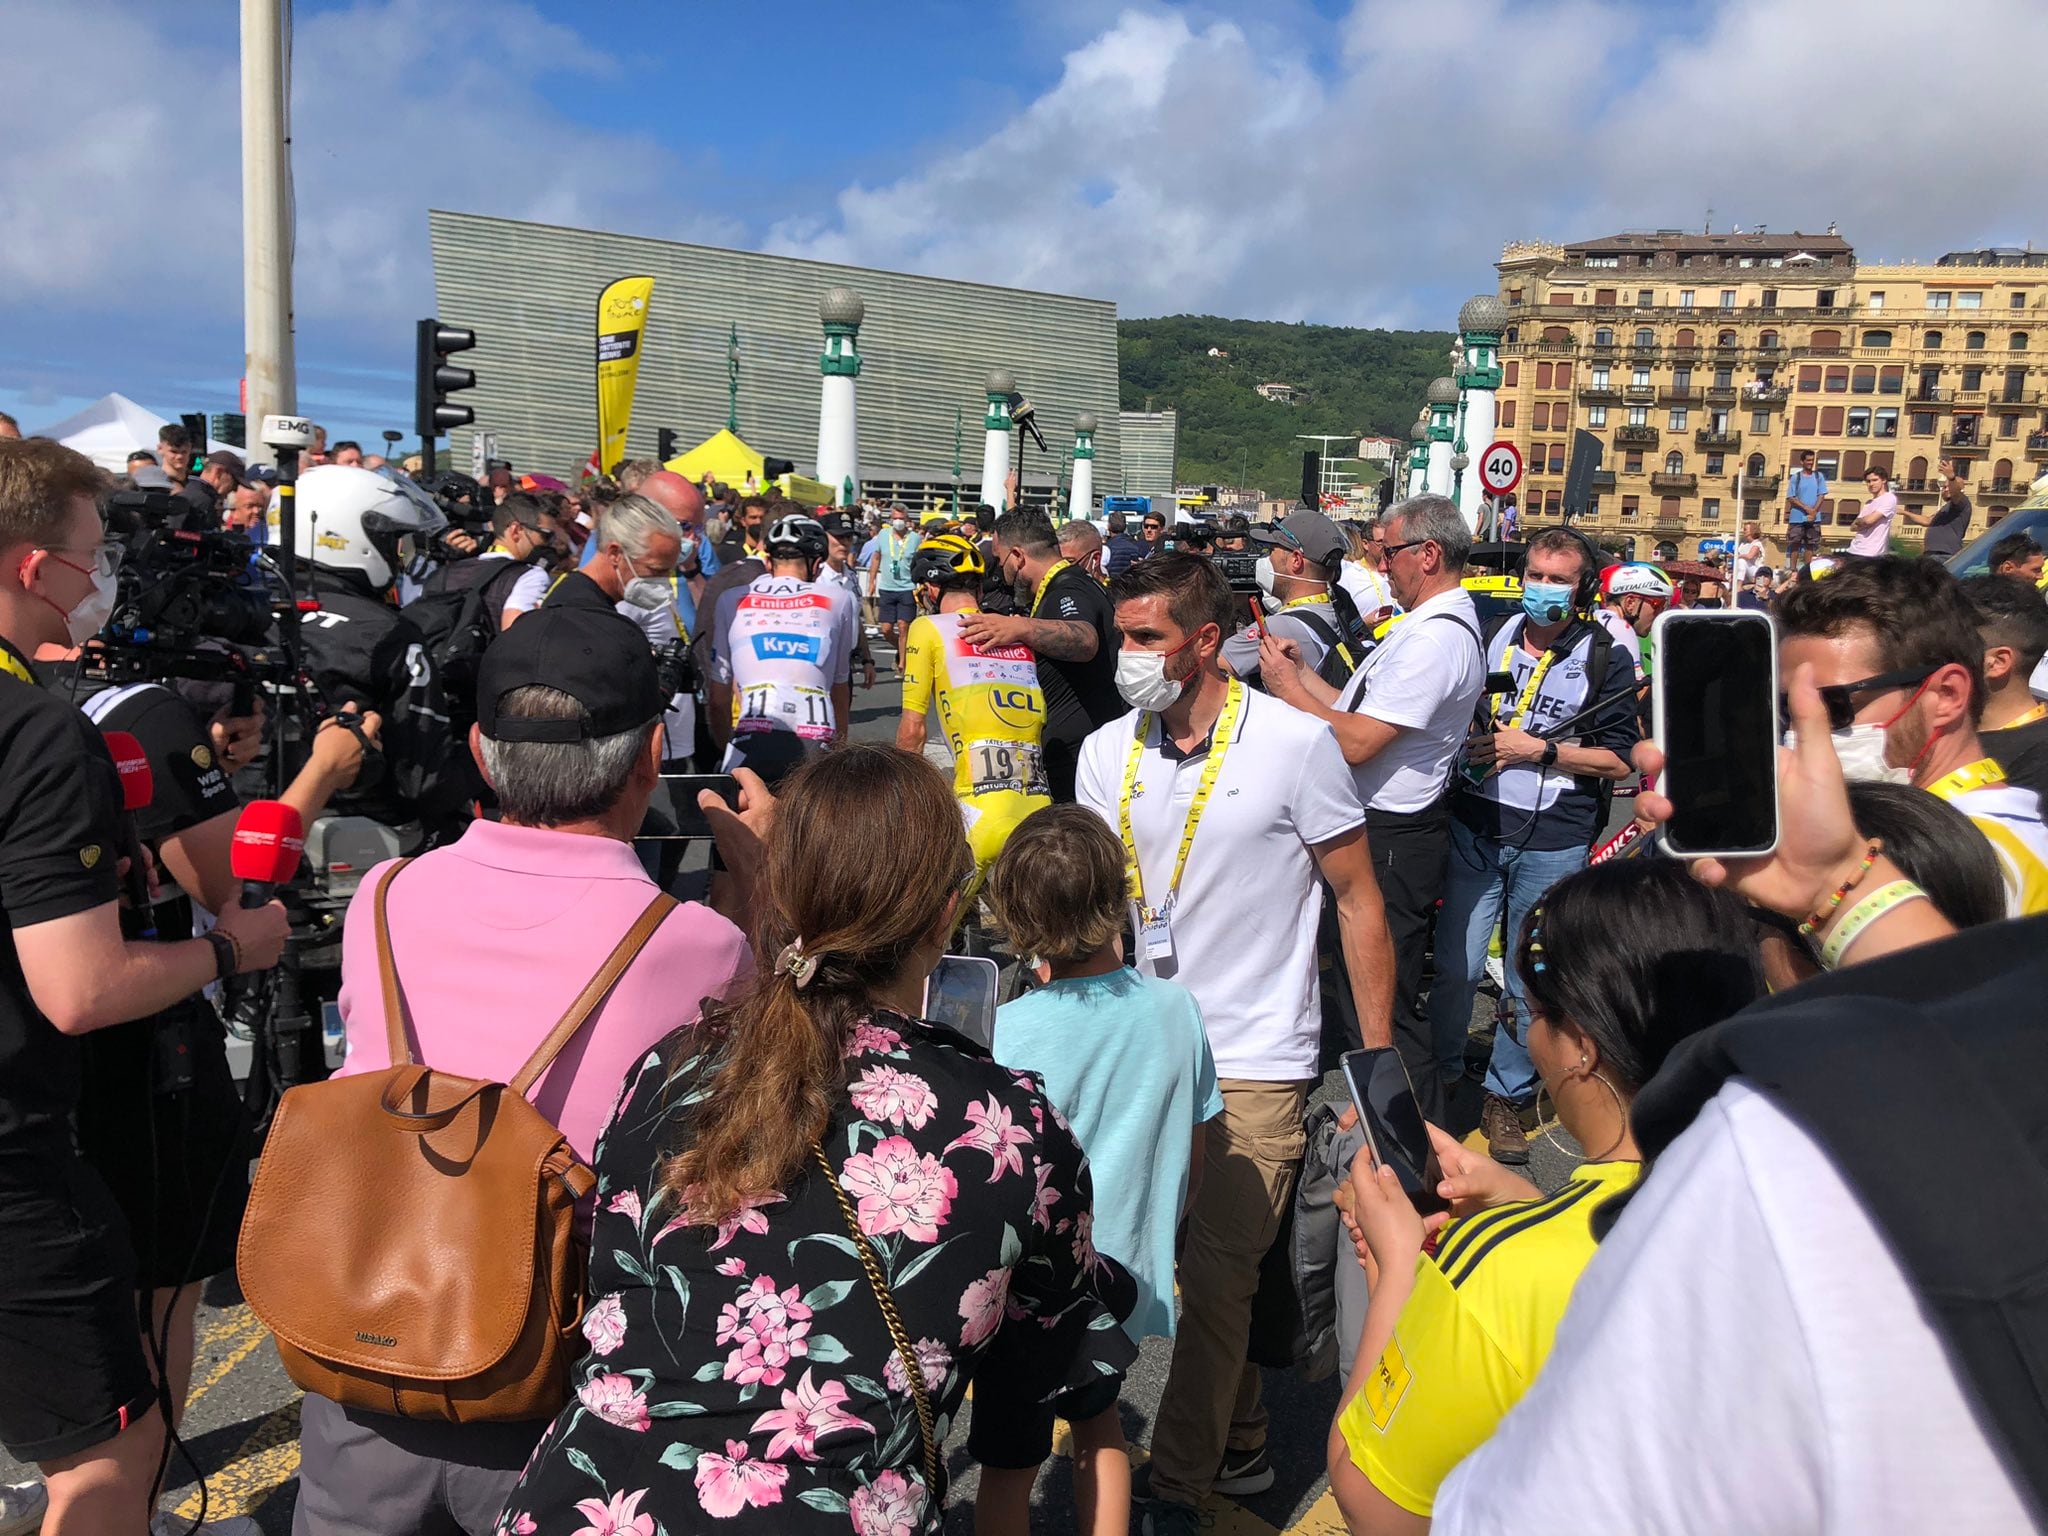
1523, 528, 1605, 622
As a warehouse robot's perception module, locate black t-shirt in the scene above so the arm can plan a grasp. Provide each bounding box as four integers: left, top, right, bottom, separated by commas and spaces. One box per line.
0, 639, 123, 1151
1985, 715, 2048, 808
1034, 565, 1122, 747
1924, 493, 1973, 559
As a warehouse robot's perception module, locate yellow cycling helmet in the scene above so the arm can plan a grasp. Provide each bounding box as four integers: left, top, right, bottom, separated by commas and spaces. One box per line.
911, 532, 986, 585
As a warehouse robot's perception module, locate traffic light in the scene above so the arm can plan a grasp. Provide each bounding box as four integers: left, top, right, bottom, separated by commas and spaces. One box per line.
658, 427, 679, 462
414, 318, 477, 444
210, 413, 247, 448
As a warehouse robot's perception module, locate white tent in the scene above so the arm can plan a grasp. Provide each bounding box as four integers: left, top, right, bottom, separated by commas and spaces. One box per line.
35, 392, 231, 471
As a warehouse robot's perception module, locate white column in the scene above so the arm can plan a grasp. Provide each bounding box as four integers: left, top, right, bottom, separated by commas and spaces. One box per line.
1457, 389, 1496, 529
815, 287, 863, 506
977, 368, 1015, 511
1427, 438, 1453, 497
241, 0, 296, 428
1070, 410, 1097, 518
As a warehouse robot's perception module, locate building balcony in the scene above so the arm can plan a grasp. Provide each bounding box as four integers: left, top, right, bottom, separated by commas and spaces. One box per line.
1615, 424, 1661, 447
1704, 385, 1738, 404
1955, 390, 1989, 407
1659, 386, 1703, 406
1696, 429, 1743, 450
1587, 341, 1620, 360
1912, 386, 1954, 405
1995, 389, 2041, 408
1630, 343, 1661, 360
1651, 472, 1699, 493
1743, 385, 1791, 406
1623, 384, 1656, 404
1669, 345, 1702, 362
1653, 516, 1689, 536
1942, 430, 1990, 456
1590, 469, 1617, 490
1796, 346, 1850, 358
2028, 430, 2048, 456
1981, 478, 2025, 500
1746, 472, 1781, 494
1534, 339, 1575, 353
1903, 477, 1935, 492
1579, 385, 1621, 404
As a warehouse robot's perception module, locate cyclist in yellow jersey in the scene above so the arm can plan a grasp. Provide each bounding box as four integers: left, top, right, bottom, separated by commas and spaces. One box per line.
895, 535, 1051, 886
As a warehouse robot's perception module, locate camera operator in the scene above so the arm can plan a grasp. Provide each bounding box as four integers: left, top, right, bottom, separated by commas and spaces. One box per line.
0, 438, 287, 1535
289, 465, 459, 834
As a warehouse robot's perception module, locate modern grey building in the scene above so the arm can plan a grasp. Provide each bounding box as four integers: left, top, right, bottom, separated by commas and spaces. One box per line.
1117, 409, 1180, 504
427, 211, 1123, 505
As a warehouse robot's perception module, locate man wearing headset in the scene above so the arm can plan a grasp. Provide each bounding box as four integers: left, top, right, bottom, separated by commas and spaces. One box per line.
1426, 528, 1640, 1165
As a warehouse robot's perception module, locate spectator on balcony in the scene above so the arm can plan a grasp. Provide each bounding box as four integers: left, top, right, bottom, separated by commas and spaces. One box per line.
1902, 462, 1972, 561
1784, 450, 1827, 568
1848, 469, 1900, 558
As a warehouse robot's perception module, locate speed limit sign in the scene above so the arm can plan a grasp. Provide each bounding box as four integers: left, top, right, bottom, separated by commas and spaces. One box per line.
1478, 440, 1523, 495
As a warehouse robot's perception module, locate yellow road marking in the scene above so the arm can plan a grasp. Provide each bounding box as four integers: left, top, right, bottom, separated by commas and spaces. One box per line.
183, 1305, 269, 1414
171, 1400, 301, 1522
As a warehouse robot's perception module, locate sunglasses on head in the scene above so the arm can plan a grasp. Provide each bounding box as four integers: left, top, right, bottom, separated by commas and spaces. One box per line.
1778, 665, 1935, 733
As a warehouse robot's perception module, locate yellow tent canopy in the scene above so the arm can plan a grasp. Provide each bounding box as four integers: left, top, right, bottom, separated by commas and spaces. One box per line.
664, 428, 762, 487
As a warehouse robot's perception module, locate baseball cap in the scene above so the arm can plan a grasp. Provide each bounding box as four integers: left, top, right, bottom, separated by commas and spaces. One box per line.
476, 606, 666, 742
1249, 509, 1347, 569
203, 449, 248, 486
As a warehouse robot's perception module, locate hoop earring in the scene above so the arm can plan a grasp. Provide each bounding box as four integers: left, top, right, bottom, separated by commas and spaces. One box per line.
1584, 1070, 1630, 1162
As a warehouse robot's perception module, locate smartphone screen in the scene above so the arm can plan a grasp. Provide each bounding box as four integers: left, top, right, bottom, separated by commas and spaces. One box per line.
654, 774, 741, 841
923, 955, 1000, 1049
1339, 1047, 1438, 1205
1654, 611, 1779, 857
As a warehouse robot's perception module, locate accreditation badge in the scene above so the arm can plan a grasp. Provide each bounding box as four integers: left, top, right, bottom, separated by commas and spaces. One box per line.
1140, 904, 1174, 961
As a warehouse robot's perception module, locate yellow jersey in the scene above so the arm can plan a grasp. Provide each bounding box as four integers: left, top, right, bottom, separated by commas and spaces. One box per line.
1927, 771, 2048, 917
1338, 1159, 1641, 1516
900, 610, 1051, 873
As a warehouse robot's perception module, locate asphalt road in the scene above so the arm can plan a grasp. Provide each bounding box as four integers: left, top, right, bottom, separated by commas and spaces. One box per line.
4, 645, 1591, 1534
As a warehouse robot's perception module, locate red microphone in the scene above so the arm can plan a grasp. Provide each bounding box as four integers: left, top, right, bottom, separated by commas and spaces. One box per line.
101, 731, 156, 930
230, 800, 305, 909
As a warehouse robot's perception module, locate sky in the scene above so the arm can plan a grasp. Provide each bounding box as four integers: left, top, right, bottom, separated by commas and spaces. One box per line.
4, 0, 2046, 453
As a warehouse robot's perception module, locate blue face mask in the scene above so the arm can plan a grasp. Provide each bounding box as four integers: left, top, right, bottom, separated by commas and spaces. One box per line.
1521, 580, 1574, 624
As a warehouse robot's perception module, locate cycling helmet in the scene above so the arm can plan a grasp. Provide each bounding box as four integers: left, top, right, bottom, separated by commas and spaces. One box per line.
292, 464, 444, 588
764, 511, 828, 564
1600, 562, 1675, 602
911, 533, 986, 587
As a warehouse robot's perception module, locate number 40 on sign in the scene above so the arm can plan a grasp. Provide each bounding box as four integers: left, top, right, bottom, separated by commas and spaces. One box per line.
1478, 441, 1522, 496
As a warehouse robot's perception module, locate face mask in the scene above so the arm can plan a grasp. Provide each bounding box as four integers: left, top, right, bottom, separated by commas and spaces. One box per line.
1254, 554, 1281, 613
1115, 631, 1200, 712
891, 519, 908, 535
622, 575, 670, 611
1521, 580, 1574, 625
64, 567, 120, 643
1791, 723, 1909, 785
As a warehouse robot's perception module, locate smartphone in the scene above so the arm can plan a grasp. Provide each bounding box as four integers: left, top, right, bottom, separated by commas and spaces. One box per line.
1247, 595, 1268, 639
1652, 609, 1780, 858
655, 773, 741, 841
923, 955, 999, 1049
1339, 1047, 1441, 1209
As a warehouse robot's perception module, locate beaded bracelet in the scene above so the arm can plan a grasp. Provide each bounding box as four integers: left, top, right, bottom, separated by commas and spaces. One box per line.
1798, 840, 1881, 938
1819, 880, 1929, 969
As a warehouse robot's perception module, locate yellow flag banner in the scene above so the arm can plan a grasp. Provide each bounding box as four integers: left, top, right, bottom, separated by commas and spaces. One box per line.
595, 276, 655, 474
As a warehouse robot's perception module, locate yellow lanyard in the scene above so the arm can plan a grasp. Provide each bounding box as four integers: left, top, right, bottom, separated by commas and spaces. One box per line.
666, 574, 690, 643
1118, 677, 1246, 917
1926, 757, 2008, 799
1497, 627, 1561, 731
0, 645, 33, 684
1031, 559, 1074, 616
2007, 703, 2048, 728
1279, 594, 1355, 668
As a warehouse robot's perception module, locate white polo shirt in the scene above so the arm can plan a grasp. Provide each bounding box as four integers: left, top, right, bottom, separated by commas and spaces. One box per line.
1076, 683, 1366, 1082
1334, 586, 1486, 815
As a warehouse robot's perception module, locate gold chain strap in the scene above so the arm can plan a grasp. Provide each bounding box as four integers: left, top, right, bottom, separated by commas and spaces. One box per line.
810, 1143, 941, 1498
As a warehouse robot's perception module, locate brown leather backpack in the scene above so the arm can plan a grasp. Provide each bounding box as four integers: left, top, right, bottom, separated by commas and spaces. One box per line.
238, 859, 677, 1423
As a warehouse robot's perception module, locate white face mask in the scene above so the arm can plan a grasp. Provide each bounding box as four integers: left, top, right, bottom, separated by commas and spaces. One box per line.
1790, 724, 1910, 785
891, 519, 908, 535
1115, 647, 1187, 712
621, 575, 670, 611
1253, 554, 1281, 614
66, 568, 119, 643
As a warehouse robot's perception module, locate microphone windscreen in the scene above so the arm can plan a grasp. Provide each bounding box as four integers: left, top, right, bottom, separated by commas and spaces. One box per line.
102, 730, 154, 813
230, 800, 306, 886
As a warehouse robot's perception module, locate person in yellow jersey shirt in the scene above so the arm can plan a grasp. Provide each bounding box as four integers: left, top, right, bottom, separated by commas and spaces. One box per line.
1326, 860, 1764, 1532
1776, 557, 2048, 916
895, 534, 1051, 887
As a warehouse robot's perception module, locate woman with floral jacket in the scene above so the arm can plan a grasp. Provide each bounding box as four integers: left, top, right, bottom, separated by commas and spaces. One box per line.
500, 746, 1135, 1535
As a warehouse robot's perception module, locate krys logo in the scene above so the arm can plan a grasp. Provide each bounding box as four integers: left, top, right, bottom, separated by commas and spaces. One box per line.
750, 632, 823, 665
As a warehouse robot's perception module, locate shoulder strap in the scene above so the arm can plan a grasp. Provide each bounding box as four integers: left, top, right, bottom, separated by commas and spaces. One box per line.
372, 858, 420, 1066
1345, 609, 1483, 713
506, 891, 681, 1096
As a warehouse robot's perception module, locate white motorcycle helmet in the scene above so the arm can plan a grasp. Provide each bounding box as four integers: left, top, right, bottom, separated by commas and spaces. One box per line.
291, 465, 445, 589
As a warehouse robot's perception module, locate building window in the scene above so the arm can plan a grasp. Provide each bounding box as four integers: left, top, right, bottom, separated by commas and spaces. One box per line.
1798, 366, 1822, 392
1587, 405, 1607, 427
1821, 406, 1845, 435
1852, 366, 1876, 393
1533, 402, 1549, 430
1751, 410, 1772, 433
1679, 290, 1695, 309
2006, 366, 2029, 401
1504, 360, 1519, 387
2015, 293, 2029, 309
1668, 408, 1690, 430
1594, 326, 1614, 346
1546, 490, 1562, 515
1633, 366, 1652, 387
1843, 450, 1866, 478
1637, 290, 1654, 307
1862, 330, 1891, 349
1703, 497, 1722, 522
1660, 497, 1682, 520
1817, 289, 1837, 308
1508, 287, 1524, 305
1621, 496, 1640, 519
1706, 452, 1725, 475
1824, 367, 1849, 392
1958, 291, 1982, 311
1867, 292, 1885, 311
1499, 400, 1516, 427
1817, 452, 1839, 480
1635, 327, 1655, 348
1848, 407, 1871, 437
1718, 330, 1738, 347
1537, 362, 1554, 388
1556, 363, 1573, 387
1760, 330, 1780, 350
2014, 332, 2031, 350
1963, 367, 1984, 391
1549, 445, 1564, 472
1720, 289, 1736, 309
1967, 331, 1987, 351
1591, 366, 1610, 388
1876, 408, 1899, 438
1625, 452, 1644, 473
1664, 450, 1685, 475
1794, 405, 1818, 434
1676, 328, 1697, 349
1595, 288, 1617, 306
1880, 366, 1904, 394
1925, 330, 1944, 349
1911, 411, 1936, 435
1929, 292, 1952, 310
1628, 406, 1648, 426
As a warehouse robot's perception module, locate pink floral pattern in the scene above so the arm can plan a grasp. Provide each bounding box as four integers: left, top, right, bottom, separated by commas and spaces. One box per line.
838, 1137, 957, 1243
694, 1440, 789, 1517
504, 1011, 1135, 1533
849, 1064, 938, 1129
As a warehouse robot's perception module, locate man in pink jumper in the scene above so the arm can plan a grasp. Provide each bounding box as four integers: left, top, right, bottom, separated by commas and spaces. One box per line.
295, 604, 753, 1536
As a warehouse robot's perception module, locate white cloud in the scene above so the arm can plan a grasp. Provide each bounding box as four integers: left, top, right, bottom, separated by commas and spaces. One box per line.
769, 0, 2048, 325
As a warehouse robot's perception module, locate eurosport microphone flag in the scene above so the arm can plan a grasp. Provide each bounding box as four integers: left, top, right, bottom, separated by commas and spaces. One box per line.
595, 275, 655, 475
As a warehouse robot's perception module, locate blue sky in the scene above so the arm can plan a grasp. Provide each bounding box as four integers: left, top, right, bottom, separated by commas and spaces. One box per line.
3, 0, 2043, 459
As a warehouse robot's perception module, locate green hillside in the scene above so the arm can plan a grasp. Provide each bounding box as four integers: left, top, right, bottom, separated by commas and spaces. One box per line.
1117, 315, 1455, 496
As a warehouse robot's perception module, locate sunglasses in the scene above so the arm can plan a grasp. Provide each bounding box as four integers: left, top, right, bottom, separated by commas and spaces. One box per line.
1381, 538, 1433, 559
1778, 665, 1935, 733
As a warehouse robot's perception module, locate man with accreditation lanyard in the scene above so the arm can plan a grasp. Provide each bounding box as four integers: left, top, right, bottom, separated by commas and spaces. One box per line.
1077, 553, 1394, 1535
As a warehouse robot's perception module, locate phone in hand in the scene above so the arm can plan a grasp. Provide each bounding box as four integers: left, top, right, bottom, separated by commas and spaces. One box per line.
1340, 1048, 1444, 1212
1247, 595, 1268, 639
923, 955, 1000, 1049
655, 773, 741, 841
1651, 609, 1780, 858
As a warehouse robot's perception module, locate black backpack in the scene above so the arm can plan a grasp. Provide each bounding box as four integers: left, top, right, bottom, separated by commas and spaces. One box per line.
404, 557, 531, 729
1285, 606, 1360, 689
